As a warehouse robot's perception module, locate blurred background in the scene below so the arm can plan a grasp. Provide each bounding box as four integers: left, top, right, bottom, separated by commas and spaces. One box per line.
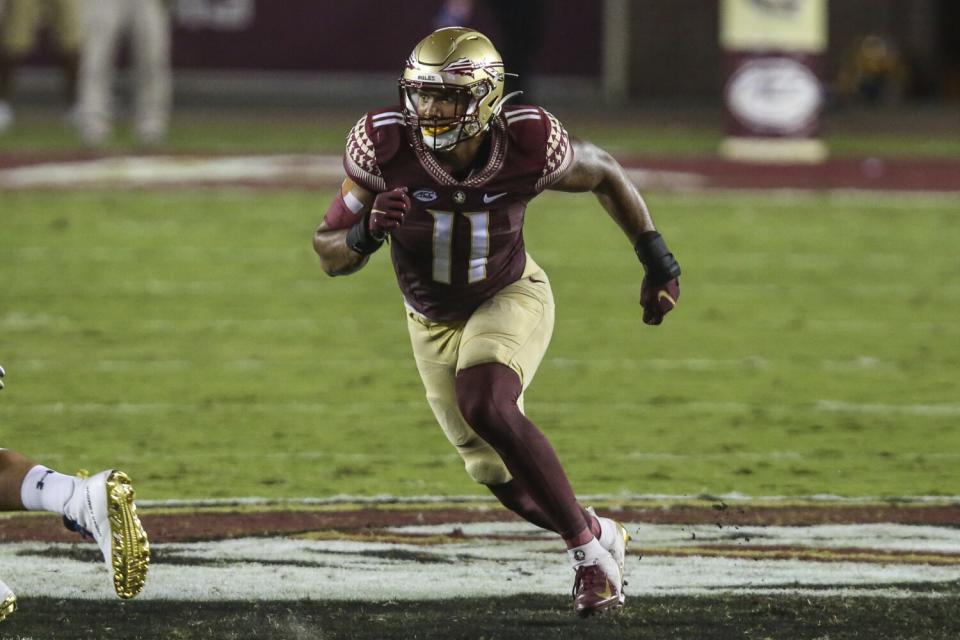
1, 0, 957, 156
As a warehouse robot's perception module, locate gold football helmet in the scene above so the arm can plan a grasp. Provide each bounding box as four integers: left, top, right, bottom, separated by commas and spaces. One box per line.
399, 27, 507, 150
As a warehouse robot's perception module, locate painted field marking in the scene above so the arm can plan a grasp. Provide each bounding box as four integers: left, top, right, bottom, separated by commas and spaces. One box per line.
3, 399, 960, 418
2, 156, 958, 194
2, 520, 958, 601
0, 155, 344, 188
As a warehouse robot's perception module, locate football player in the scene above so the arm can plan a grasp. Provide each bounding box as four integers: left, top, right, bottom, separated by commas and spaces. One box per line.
312, 28, 680, 617
0, 365, 150, 623
0, 0, 83, 133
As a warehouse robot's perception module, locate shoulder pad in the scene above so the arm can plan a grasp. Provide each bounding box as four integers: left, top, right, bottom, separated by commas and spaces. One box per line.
501, 106, 573, 191
344, 107, 406, 192
501, 105, 546, 153
538, 109, 574, 191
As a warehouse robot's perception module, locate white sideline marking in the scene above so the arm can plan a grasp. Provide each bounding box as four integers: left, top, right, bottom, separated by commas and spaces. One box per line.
0, 356, 867, 373
625, 168, 707, 191
4, 399, 960, 418
2, 522, 958, 601
0, 155, 344, 187
816, 401, 960, 416
1, 156, 957, 194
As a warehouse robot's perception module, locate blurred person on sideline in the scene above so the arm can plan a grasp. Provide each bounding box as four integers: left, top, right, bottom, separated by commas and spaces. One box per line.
77, 0, 171, 147
836, 35, 909, 106
0, 365, 150, 623
312, 27, 681, 617
433, 0, 545, 101
0, 0, 83, 133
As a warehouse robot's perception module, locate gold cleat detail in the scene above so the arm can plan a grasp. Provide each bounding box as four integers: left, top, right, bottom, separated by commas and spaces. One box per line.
0, 593, 16, 623
614, 520, 631, 596
106, 471, 150, 599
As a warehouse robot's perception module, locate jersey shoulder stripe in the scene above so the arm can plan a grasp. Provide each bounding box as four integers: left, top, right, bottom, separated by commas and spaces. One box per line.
344, 114, 387, 192
372, 111, 404, 127
536, 109, 574, 192
505, 107, 542, 124
506, 114, 542, 124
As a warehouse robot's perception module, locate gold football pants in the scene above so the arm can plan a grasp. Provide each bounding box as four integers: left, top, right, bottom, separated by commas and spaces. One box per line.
406, 255, 555, 485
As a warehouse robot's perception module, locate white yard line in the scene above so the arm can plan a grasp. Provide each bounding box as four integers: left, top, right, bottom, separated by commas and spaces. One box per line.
1, 521, 958, 601
0, 155, 344, 188
4, 399, 960, 417
2, 156, 957, 194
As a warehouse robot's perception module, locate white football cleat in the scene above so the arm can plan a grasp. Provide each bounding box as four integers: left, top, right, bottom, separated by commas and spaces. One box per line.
587, 506, 631, 603
62, 470, 150, 599
0, 578, 15, 623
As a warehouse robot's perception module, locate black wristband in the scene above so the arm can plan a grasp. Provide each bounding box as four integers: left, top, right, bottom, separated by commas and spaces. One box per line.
634, 231, 681, 285
345, 214, 385, 255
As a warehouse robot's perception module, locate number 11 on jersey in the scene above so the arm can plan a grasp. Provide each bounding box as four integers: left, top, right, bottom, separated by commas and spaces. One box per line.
427, 210, 490, 284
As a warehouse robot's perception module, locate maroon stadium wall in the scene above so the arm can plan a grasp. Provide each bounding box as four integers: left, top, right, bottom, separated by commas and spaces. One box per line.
18, 0, 954, 101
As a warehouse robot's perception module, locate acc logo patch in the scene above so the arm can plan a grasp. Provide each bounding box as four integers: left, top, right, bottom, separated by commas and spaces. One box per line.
413, 189, 438, 202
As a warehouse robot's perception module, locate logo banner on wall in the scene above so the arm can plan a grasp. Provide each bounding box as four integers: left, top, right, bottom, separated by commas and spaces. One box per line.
720, 0, 828, 163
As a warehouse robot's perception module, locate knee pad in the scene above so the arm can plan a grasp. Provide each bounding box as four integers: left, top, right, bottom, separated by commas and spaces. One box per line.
461, 445, 511, 485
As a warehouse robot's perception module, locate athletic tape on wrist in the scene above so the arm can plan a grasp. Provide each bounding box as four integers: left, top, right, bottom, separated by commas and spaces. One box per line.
635, 231, 681, 284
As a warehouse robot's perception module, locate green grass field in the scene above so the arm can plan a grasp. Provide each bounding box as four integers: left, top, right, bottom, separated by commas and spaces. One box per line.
7, 594, 960, 640
3, 107, 960, 157
2, 107, 959, 639
3, 187, 957, 501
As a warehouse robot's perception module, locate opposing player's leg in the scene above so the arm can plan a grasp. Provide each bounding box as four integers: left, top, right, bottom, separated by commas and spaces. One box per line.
0, 577, 15, 623
0, 448, 150, 599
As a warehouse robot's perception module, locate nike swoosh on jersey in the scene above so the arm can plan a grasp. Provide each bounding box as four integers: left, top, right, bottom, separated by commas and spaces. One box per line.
483, 192, 508, 204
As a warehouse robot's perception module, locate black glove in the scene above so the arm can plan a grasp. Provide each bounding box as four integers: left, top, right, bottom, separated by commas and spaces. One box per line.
635, 231, 681, 326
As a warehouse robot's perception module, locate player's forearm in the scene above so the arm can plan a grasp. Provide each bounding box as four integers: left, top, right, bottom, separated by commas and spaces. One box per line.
593, 160, 656, 244
557, 140, 656, 244
313, 228, 369, 276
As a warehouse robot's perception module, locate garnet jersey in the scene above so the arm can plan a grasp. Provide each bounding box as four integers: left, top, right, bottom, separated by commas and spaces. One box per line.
343, 105, 574, 322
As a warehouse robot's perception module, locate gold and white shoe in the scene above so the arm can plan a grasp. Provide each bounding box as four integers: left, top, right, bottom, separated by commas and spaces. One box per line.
0, 579, 16, 623
608, 519, 631, 605
587, 506, 631, 604
572, 556, 623, 618
63, 470, 150, 599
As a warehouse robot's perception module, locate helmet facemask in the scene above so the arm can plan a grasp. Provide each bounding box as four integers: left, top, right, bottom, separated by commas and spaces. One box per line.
399, 28, 506, 152
399, 81, 492, 151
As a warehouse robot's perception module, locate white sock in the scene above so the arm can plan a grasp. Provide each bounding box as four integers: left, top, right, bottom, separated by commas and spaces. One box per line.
586, 506, 618, 550
596, 515, 617, 549
20, 465, 78, 514
567, 538, 609, 568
